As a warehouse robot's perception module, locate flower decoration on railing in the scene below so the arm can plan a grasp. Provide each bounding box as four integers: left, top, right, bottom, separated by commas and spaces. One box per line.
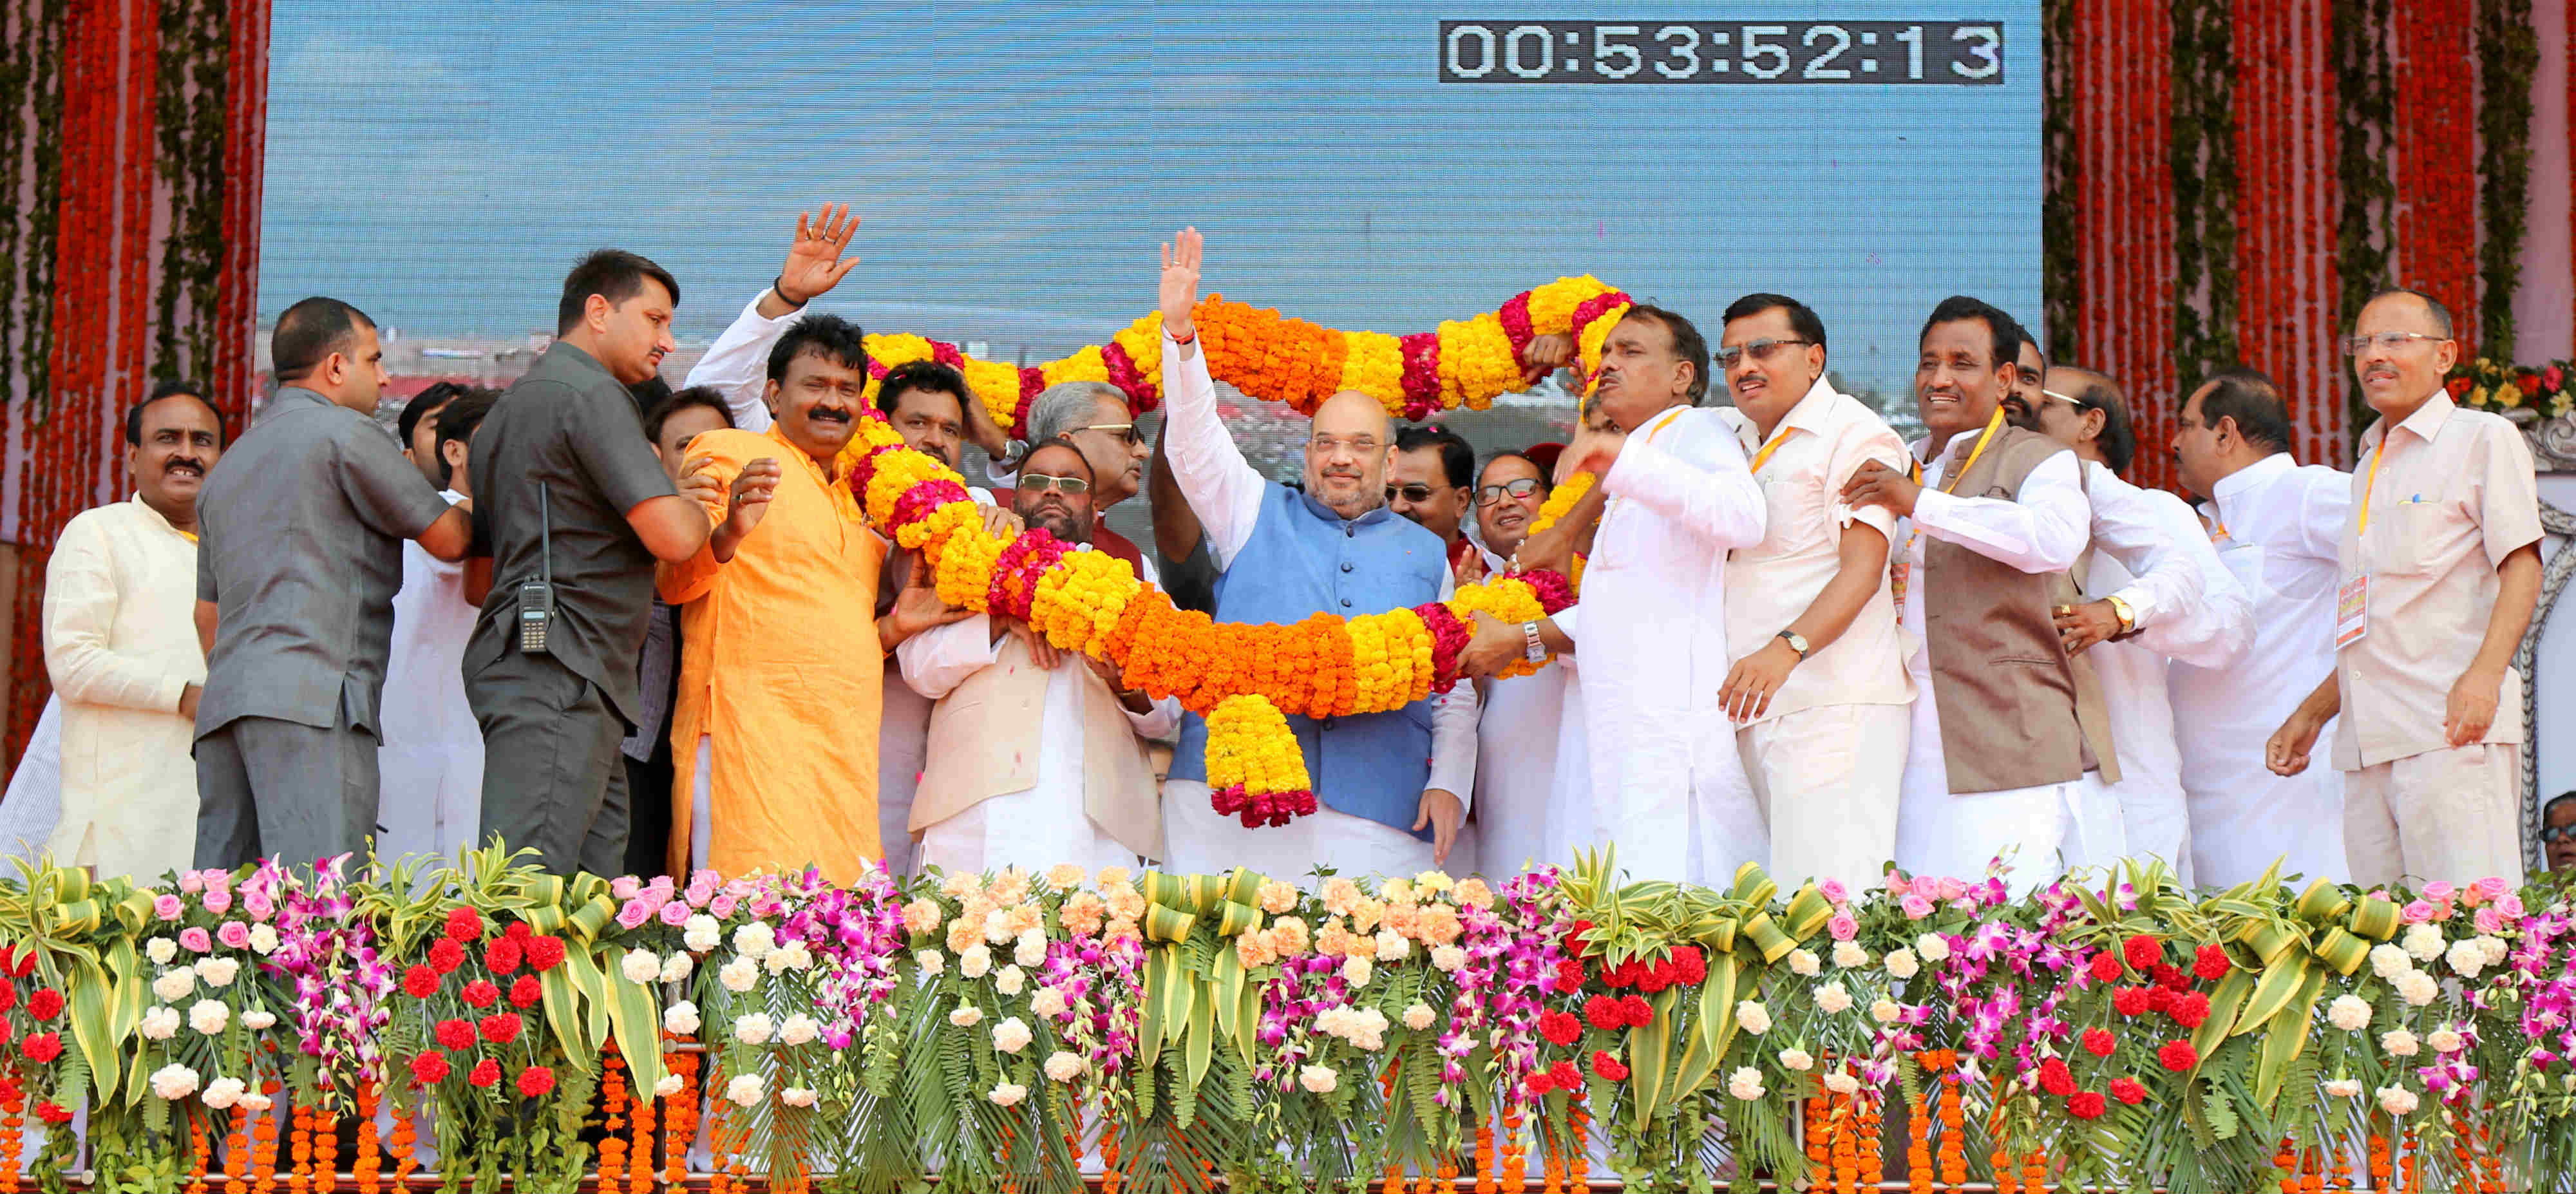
2446, 357, 2576, 420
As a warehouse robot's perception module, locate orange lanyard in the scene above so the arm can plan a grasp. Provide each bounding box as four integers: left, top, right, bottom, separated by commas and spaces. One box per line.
1748, 426, 1793, 473
2356, 437, 2389, 535
1935, 408, 2005, 494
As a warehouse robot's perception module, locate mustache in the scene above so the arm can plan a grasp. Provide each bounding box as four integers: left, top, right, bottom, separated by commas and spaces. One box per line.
164, 457, 206, 473
807, 406, 852, 423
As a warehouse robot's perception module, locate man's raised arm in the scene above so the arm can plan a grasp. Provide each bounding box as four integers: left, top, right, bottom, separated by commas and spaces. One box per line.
1154, 227, 1268, 568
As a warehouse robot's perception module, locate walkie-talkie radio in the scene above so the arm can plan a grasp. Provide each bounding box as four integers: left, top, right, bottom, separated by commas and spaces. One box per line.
516, 482, 555, 654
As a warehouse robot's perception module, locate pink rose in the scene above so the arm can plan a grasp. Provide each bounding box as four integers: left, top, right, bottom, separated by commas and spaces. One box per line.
204, 868, 229, 892
178, 872, 205, 895
2400, 901, 2436, 924
2471, 877, 2510, 901
692, 868, 723, 889
2365, 889, 2392, 902
1885, 873, 1911, 895
2458, 884, 2486, 908
610, 877, 642, 900
1828, 913, 1859, 941
750, 893, 784, 918
179, 927, 213, 953
2419, 881, 2456, 903
685, 877, 718, 908
1819, 879, 1848, 905
202, 887, 232, 916
153, 894, 185, 921
2472, 907, 2505, 934
647, 875, 675, 900
217, 921, 252, 950
615, 900, 653, 931
1900, 894, 1935, 920
242, 891, 274, 921
708, 893, 740, 919
658, 901, 693, 927
2497, 895, 2525, 918
1935, 877, 1967, 902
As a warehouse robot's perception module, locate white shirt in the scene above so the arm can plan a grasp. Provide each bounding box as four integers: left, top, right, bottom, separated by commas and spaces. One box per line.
1470, 546, 1574, 875
42, 497, 205, 879
1551, 403, 1768, 884
1158, 332, 1477, 803
898, 547, 1182, 873
2079, 462, 2253, 668
377, 489, 484, 863
2168, 452, 2353, 886
684, 292, 798, 434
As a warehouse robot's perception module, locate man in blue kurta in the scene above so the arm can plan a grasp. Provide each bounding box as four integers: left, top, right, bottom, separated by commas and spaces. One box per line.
1153, 229, 1479, 877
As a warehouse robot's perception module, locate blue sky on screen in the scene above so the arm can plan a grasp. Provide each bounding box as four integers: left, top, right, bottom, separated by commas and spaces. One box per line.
260, 0, 2040, 402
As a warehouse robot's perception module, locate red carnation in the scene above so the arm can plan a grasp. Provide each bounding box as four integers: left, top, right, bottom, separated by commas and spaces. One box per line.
1539, 1010, 1583, 1047
461, 980, 501, 1009
2087, 952, 2122, 982
486, 937, 524, 976
509, 975, 544, 1009
1590, 1050, 1631, 1081
468, 1058, 501, 1088
1524, 1074, 1556, 1097
427, 938, 466, 975
2169, 991, 2212, 1029
2038, 1057, 2076, 1097
1547, 1059, 1581, 1089
2145, 987, 2175, 1014
2109, 1077, 2147, 1104
1637, 961, 1673, 994
2156, 1040, 2198, 1072
516, 1065, 556, 1099
1565, 920, 1594, 952
444, 906, 484, 943
2152, 963, 2190, 992
2192, 944, 2231, 981
19, 1032, 61, 1063
2066, 1091, 2107, 1120
0, 983, 16, 1015
9, 948, 34, 978
411, 1052, 451, 1085
2122, 934, 2162, 970
1671, 946, 1707, 986
34, 1101, 70, 1124
2081, 1028, 2116, 1057
26, 989, 63, 1021
1555, 960, 1587, 992
1619, 995, 1653, 1028
433, 1018, 475, 1050
1605, 960, 1644, 989
526, 936, 567, 973
2111, 987, 2150, 1017
1584, 995, 1625, 1033
480, 1012, 522, 1044
506, 920, 533, 942
401, 965, 440, 999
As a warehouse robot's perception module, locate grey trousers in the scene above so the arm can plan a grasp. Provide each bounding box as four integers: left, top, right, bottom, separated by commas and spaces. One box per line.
194, 713, 377, 871
467, 650, 630, 877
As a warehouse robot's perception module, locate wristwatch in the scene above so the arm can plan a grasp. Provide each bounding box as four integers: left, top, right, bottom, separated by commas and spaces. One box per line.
2104, 594, 2138, 634
1521, 621, 1546, 664
1776, 629, 1810, 661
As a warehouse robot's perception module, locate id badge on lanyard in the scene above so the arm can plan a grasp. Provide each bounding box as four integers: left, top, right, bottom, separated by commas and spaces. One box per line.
2334, 574, 2368, 649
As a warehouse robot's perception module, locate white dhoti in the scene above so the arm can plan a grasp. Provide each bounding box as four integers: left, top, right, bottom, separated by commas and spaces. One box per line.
876, 674, 932, 878
1162, 779, 1438, 881
1468, 663, 1574, 877
1891, 676, 2082, 896
1744, 701, 1909, 889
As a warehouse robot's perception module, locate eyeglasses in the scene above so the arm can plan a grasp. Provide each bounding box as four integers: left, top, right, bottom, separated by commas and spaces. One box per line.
1385, 483, 1437, 504
1077, 422, 1144, 448
2342, 331, 2448, 357
2543, 822, 2576, 845
1714, 337, 1816, 367
1477, 478, 1544, 506
1016, 472, 1090, 495
2039, 388, 2090, 412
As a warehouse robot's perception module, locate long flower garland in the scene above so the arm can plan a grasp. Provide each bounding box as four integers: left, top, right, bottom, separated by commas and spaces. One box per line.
842, 280, 1630, 825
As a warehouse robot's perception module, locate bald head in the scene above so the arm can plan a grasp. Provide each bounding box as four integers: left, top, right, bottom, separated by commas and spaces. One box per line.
1303, 390, 1397, 520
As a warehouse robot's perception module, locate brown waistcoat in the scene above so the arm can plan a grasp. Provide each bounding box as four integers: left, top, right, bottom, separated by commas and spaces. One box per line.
909, 636, 1163, 860
1920, 424, 2119, 793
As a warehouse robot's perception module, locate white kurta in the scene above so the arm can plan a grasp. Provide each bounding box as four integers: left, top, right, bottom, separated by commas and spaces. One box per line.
2168, 453, 2352, 887
1890, 442, 2092, 895
376, 490, 484, 864
1155, 330, 1478, 881
1470, 542, 1578, 877
42, 498, 206, 880
900, 604, 1182, 875
0, 697, 63, 864
1553, 404, 1768, 886
2057, 464, 2253, 881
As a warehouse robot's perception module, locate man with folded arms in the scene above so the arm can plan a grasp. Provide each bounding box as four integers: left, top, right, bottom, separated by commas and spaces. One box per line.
2268, 289, 2542, 886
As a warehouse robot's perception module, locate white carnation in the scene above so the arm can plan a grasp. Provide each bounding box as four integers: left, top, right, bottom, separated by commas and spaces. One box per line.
781, 1085, 818, 1108
1814, 981, 1853, 1016
2376, 1085, 2419, 1115
238, 1092, 272, 1112
201, 1077, 246, 1110
189, 998, 229, 1036
2443, 938, 2487, 979
992, 1016, 1034, 1054
1342, 954, 1372, 988
2369, 943, 2415, 979
2477, 935, 2508, 965
2425, 1027, 2464, 1054
719, 958, 759, 993
1030, 985, 1068, 1018
1734, 1000, 1772, 1036
1915, 934, 1952, 963
194, 957, 240, 988
779, 1014, 821, 1047
732, 921, 777, 960
659, 952, 694, 985
2401, 923, 2444, 963
240, 1009, 276, 1030
621, 949, 663, 985
1831, 941, 1870, 969
771, 941, 813, 972
1374, 929, 1410, 962
724, 1073, 764, 1107
146, 937, 178, 965
2395, 970, 2440, 1007
949, 1003, 984, 1028
914, 948, 945, 976
1823, 1071, 1861, 1095
1430, 945, 1467, 972
1298, 1064, 1338, 1094
2380, 1028, 2420, 1057
2326, 994, 2372, 1032
1884, 948, 1920, 980
732, 1012, 775, 1045
140, 1005, 181, 1041
1778, 1048, 1814, 1072
1788, 948, 1821, 977
150, 1063, 201, 1101
683, 914, 721, 952
987, 1081, 1028, 1107
663, 1001, 702, 1036
1403, 1003, 1436, 1030
2323, 1077, 2362, 1099
994, 964, 1026, 996
153, 968, 196, 1001
983, 909, 1015, 944
1727, 1066, 1766, 1101
959, 945, 994, 980
1014, 929, 1048, 968
1870, 1000, 1903, 1025
653, 1073, 684, 1099
1045, 1050, 1086, 1083
247, 924, 278, 955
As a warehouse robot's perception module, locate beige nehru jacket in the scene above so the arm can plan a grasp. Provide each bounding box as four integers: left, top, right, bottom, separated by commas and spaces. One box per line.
911, 635, 1164, 859
2332, 392, 2543, 770
1716, 380, 1914, 723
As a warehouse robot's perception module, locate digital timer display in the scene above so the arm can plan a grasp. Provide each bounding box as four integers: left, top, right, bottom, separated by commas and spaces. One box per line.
1437, 21, 2003, 84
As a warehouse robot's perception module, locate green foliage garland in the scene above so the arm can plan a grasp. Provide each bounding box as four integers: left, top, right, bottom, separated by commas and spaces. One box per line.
2474, 0, 2539, 363
0, 0, 66, 413
2040, 0, 2079, 361
2168, 0, 2239, 381
2333, 0, 2399, 441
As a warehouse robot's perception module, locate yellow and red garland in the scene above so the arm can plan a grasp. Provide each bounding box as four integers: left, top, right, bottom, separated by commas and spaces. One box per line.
844, 277, 1634, 823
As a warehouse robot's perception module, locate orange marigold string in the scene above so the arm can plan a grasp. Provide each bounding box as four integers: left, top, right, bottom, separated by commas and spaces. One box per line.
311, 1105, 336, 1191
224, 1103, 252, 1194
187, 1112, 213, 1194
0, 1079, 25, 1194
251, 1085, 281, 1194
352, 1085, 380, 1194
287, 1101, 310, 1194
600, 1047, 628, 1189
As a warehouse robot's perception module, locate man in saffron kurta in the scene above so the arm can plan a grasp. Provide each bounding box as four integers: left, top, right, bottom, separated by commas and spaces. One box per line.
658, 314, 956, 882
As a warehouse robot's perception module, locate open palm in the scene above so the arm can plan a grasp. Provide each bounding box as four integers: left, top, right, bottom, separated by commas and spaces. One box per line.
1160, 227, 1202, 338
777, 203, 862, 305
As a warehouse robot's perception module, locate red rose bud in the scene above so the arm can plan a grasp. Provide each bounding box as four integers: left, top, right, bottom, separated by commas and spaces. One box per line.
2081, 1028, 2116, 1057
411, 1052, 451, 1085
1539, 1010, 1582, 1047
427, 938, 466, 974
1584, 995, 1625, 1033
2156, 1040, 2198, 1072
486, 938, 524, 976
19, 1032, 61, 1063
468, 1058, 501, 1088
2087, 952, 2122, 983
1590, 1050, 1631, 1081
1619, 995, 1654, 1028
2170, 992, 2211, 1029
2121, 934, 2162, 971
527, 937, 567, 973
516, 1065, 556, 1099
434, 1019, 475, 1050
509, 975, 544, 1009
2111, 987, 2150, 1017
26, 989, 63, 1021
2038, 1057, 2076, 1097
2109, 1077, 2147, 1104
401, 966, 440, 1000
2067, 1091, 2107, 1120
2192, 943, 2231, 981
480, 1012, 523, 1044
461, 980, 500, 1009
